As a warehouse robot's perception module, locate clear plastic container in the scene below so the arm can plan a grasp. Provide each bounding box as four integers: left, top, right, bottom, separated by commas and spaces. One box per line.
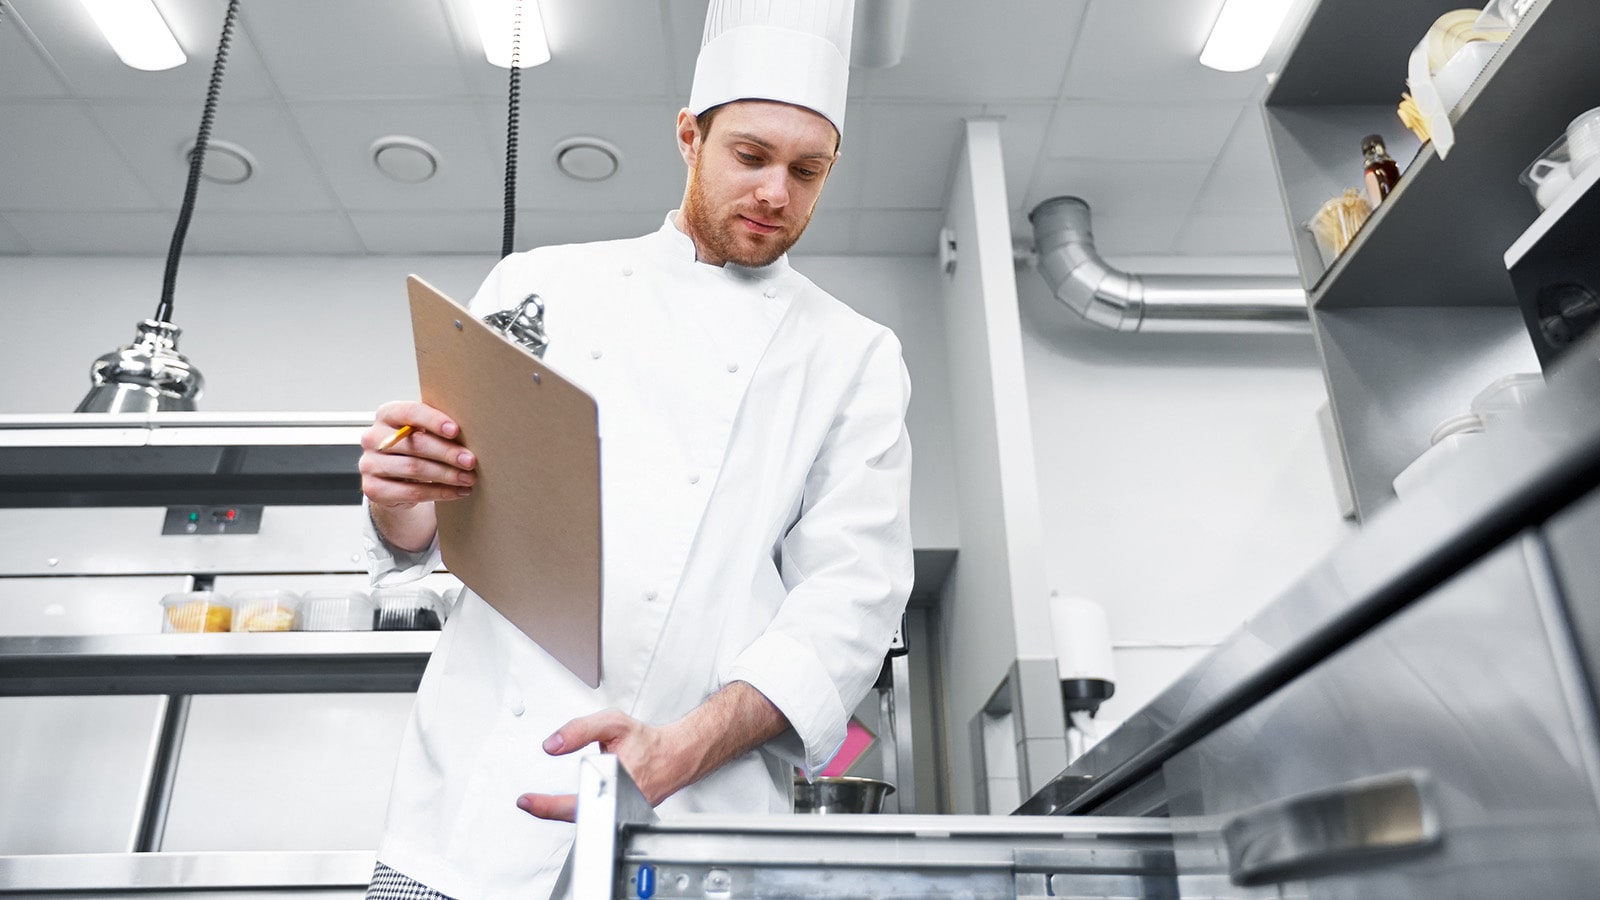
1520, 136, 1575, 211
230, 589, 301, 633
371, 587, 446, 631
295, 588, 375, 632
1471, 372, 1545, 432
161, 591, 234, 633
1306, 190, 1373, 268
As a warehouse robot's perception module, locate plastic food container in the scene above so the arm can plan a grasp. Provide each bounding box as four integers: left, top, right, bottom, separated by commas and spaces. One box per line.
231, 589, 301, 633
371, 587, 446, 631
1306, 190, 1373, 267
1470, 372, 1545, 431
161, 591, 234, 633
295, 588, 376, 632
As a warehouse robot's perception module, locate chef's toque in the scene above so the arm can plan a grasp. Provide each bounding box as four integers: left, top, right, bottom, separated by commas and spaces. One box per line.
689, 0, 855, 138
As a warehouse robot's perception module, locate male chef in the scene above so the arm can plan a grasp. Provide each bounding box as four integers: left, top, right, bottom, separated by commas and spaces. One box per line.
356, 1, 912, 898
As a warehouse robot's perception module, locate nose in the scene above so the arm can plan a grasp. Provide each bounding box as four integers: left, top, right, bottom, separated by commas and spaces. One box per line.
754, 167, 789, 209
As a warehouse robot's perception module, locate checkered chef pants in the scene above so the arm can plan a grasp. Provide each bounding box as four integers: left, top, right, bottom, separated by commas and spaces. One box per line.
365, 861, 456, 900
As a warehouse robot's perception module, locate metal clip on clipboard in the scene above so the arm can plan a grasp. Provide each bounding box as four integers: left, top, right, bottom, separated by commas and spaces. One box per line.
482, 293, 549, 359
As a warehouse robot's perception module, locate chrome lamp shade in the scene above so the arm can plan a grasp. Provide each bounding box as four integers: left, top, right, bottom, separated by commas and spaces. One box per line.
75, 319, 205, 413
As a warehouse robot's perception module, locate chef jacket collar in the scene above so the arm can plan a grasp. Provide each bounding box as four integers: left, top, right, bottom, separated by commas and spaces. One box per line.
658, 211, 790, 284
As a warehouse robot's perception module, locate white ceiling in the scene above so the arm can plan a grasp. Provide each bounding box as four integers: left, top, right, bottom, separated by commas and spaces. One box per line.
0, 0, 1309, 258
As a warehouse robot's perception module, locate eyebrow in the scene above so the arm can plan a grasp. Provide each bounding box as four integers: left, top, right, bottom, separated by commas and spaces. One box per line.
726, 131, 834, 161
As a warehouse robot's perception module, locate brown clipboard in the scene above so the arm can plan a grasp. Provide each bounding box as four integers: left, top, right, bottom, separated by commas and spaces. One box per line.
406, 275, 602, 687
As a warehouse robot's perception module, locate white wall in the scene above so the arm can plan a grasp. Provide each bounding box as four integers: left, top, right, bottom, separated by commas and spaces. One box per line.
1015, 254, 1356, 728
0, 252, 959, 549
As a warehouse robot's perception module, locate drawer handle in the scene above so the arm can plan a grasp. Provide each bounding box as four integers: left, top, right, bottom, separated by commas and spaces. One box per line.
1222, 770, 1441, 886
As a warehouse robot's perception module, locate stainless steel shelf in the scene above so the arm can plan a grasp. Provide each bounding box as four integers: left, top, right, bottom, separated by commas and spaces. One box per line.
0, 632, 436, 696
0, 850, 373, 893
0, 413, 369, 508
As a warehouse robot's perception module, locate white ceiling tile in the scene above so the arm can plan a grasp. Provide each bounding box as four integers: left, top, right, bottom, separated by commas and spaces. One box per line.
1191, 108, 1283, 215
290, 101, 500, 211
0, 4, 71, 99
7, 0, 279, 101
791, 208, 856, 256
476, 99, 686, 213
1028, 157, 1212, 218
0, 103, 163, 210
1061, 0, 1273, 103
855, 103, 982, 209
514, 208, 666, 250
1174, 212, 1294, 256
662, 0, 709, 101
182, 211, 364, 254
854, 1, 1089, 103
90, 103, 339, 212
348, 210, 503, 254
0, 215, 31, 254
854, 209, 942, 256
244, 0, 470, 100
1047, 100, 1243, 163
4, 211, 176, 254
982, 104, 1054, 213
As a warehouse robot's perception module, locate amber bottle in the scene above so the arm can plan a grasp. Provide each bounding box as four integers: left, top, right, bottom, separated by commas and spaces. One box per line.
1362, 134, 1401, 206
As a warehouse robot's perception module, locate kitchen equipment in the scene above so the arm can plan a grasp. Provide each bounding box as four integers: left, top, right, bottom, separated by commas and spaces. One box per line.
1566, 107, 1600, 176
1520, 139, 1576, 211
793, 776, 895, 814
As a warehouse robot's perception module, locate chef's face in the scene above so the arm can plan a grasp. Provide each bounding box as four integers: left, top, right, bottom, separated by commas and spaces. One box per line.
676, 100, 840, 267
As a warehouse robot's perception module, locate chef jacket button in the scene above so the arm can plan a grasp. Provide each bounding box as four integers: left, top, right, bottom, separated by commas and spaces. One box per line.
687, 473, 700, 485
645, 589, 659, 602
763, 287, 778, 299
621, 265, 634, 277
726, 361, 739, 373
510, 698, 525, 717
590, 348, 603, 359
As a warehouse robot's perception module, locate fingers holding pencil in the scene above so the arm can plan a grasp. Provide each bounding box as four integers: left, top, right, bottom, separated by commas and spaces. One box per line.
360, 401, 477, 508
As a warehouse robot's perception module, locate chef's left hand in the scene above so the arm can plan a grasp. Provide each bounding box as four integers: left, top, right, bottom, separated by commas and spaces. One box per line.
516, 709, 687, 823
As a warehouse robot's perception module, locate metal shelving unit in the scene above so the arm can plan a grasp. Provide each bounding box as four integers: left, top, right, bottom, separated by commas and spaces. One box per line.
1263, 0, 1600, 520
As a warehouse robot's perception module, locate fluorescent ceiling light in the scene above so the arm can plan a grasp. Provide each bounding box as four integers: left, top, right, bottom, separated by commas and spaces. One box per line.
79, 0, 186, 71
1199, 0, 1295, 73
469, 0, 551, 68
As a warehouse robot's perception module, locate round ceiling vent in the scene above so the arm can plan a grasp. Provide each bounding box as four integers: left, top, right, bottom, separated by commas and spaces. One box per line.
182, 139, 256, 185
553, 136, 621, 182
370, 136, 440, 184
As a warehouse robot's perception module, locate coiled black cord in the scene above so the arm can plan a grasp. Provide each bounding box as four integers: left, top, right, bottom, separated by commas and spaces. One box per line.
156, 0, 239, 324
501, 2, 522, 259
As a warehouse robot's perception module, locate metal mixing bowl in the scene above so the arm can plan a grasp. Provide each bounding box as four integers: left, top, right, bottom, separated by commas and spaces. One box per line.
793, 776, 895, 814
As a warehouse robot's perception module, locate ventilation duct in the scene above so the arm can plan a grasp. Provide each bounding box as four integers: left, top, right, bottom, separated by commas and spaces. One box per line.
1028, 196, 1309, 334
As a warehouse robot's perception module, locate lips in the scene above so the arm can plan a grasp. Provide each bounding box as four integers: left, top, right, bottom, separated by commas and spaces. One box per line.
738, 215, 781, 235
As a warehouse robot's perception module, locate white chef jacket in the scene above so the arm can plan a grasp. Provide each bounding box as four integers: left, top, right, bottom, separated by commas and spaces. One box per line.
363, 214, 914, 899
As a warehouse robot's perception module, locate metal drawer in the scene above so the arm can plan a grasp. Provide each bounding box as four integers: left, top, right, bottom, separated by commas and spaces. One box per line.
1161, 534, 1600, 897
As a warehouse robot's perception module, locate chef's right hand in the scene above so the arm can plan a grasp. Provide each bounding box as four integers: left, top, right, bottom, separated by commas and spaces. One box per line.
359, 400, 477, 510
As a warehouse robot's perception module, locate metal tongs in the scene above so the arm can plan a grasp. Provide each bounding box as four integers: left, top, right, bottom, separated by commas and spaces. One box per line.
482, 293, 548, 359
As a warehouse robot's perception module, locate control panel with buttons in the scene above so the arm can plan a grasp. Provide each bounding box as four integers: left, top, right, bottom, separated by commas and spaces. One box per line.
161, 505, 264, 535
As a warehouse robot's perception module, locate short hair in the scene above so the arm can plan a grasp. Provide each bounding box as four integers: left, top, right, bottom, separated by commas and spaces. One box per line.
692, 102, 841, 153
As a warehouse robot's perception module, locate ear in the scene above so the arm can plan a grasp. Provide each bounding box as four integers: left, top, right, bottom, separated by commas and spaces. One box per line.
675, 108, 700, 168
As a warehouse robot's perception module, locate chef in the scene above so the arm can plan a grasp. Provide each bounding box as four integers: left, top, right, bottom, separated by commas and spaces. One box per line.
356, 1, 912, 898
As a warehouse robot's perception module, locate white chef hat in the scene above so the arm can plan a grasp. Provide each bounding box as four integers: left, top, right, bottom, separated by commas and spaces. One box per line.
689, 0, 855, 138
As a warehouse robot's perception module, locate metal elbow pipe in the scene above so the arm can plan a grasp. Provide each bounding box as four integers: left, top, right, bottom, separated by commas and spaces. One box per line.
1028, 196, 1309, 334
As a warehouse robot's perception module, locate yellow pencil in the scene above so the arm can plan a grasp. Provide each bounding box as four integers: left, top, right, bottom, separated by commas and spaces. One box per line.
377, 424, 415, 452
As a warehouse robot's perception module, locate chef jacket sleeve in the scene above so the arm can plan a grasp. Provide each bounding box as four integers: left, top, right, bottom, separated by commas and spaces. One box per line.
361, 498, 443, 587
723, 330, 915, 777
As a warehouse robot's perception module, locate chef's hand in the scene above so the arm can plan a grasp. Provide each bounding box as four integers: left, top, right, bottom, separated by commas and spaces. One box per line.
516, 682, 789, 823
359, 400, 476, 552
516, 710, 681, 823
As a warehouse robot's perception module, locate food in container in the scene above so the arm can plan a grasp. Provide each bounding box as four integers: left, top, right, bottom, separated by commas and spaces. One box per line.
1307, 190, 1373, 266
371, 587, 446, 631
161, 591, 233, 633
296, 588, 376, 632
231, 589, 301, 632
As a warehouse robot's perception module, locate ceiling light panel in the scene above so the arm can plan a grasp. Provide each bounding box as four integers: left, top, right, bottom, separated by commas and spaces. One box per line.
469, 0, 551, 68
79, 0, 186, 71
1199, 0, 1296, 73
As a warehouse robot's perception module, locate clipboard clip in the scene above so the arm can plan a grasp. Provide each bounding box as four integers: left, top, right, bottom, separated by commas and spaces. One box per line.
482, 292, 549, 359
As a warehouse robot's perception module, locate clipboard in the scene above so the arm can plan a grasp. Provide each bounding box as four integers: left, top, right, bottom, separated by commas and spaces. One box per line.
406, 275, 602, 687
